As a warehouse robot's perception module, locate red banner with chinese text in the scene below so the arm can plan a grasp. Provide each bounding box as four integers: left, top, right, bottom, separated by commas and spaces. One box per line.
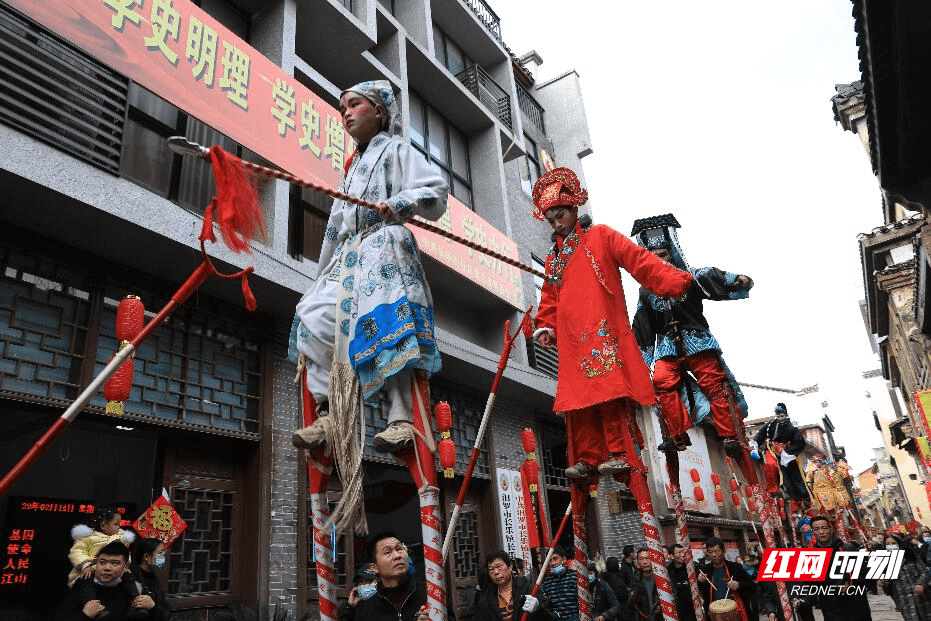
410, 195, 524, 308
5, 0, 348, 189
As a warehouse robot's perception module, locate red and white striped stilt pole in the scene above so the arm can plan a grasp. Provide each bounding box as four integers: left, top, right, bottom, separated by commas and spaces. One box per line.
519, 503, 573, 621
300, 371, 338, 621
664, 450, 705, 621
624, 405, 677, 621
570, 484, 593, 621
395, 371, 446, 620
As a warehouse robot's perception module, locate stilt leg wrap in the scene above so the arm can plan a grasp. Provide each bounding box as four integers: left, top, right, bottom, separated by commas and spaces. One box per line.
665, 453, 704, 621
311, 492, 338, 621
629, 472, 679, 621
570, 486, 592, 621
419, 487, 446, 621
752, 485, 792, 621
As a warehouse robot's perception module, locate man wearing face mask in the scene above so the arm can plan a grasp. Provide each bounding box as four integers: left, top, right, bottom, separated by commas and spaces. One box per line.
586, 563, 620, 621
338, 566, 378, 617
919, 528, 931, 568
540, 547, 581, 621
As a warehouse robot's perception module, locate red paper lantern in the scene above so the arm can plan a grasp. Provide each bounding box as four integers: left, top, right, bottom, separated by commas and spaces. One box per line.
439, 438, 456, 478
525, 460, 539, 492
104, 357, 134, 415
730, 479, 738, 491
115, 296, 145, 341
714, 490, 724, 503
434, 402, 452, 431
745, 487, 752, 498
521, 428, 536, 454
748, 499, 756, 512
711, 473, 721, 486
732, 493, 740, 507
694, 487, 705, 502
690, 468, 701, 483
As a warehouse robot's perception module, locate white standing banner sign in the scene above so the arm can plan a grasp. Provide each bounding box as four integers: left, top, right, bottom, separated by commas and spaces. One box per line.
648, 410, 720, 514
497, 468, 532, 565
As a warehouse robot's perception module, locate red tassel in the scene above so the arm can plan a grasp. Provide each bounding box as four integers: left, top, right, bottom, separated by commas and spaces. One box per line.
116, 296, 145, 342
521, 428, 536, 454
241, 275, 257, 312
200, 202, 218, 244
434, 402, 452, 431
207, 146, 265, 253
525, 460, 538, 491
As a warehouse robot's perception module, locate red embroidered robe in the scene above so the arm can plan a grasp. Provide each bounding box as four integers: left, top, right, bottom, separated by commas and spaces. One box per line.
536, 223, 692, 412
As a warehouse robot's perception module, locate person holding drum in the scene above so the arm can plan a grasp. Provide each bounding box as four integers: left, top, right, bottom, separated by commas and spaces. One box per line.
695, 538, 754, 621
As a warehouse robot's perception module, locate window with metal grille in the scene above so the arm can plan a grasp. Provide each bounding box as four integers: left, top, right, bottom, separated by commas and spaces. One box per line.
0, 235, 265, 437
288, 183, 332, 263
0, 3, 127, 174
409, 91, 473, 209
432, 24, 474, 77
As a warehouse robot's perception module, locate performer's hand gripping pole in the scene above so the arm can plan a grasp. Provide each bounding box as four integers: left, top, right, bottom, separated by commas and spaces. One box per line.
441, 308, 533, 563
0, 242, 254, 496
167, 137, 556, 284
519, 503, 573, 621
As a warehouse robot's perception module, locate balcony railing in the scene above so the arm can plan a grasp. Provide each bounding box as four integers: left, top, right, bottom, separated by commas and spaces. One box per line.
516, 83, 544, 133
463, 0, 501, 41
456, 64, 511, 129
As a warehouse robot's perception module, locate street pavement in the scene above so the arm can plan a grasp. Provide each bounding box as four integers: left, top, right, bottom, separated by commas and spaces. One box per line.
760, 592, 902, 621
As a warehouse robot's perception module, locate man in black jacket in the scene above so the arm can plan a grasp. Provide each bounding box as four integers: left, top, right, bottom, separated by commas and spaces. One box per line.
339, 531, 432, 621
792, 516, 871, 621
696, 538, 754, 621
666, 544, 698, 621
56, 541, 165, 621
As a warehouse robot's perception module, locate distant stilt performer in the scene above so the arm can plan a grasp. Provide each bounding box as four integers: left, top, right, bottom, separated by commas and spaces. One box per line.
750, 403, 810, 502
630, 214, 752, 455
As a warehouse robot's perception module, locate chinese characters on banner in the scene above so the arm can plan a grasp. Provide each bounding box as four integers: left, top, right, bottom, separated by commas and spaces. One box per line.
410, 196, 525, 308
5, 0, 348, 190
496, 469, 532, 567
0, 498, 134, 606
4, 0, 526, 307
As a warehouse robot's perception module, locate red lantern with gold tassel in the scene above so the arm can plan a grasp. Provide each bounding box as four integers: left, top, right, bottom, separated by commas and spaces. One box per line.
434, 402, 455, 478
732, 493, 741, 508
519, 428, 549, 547
711, 473, 724, 505
690, 468, 704, 504
104, 296, 145, 415
730, 479, 738, 491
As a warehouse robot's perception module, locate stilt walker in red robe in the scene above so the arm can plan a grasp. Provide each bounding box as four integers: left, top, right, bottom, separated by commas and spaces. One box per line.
532, 168, 692, 621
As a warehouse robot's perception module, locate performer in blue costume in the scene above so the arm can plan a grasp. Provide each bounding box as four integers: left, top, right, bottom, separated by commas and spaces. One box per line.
631, 214, 751, 455
291, 80, 448, 454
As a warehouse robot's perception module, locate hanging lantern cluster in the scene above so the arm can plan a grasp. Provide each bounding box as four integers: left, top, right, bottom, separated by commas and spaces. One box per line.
690, 468, 704, 503
730, 479, 740, 508
104, 296, 144, 415
711, 473, 724, 505
434, 402, 456, 478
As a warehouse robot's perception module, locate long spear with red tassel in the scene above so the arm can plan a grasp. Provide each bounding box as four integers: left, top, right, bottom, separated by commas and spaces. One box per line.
0, 145, 264, 496
441, 308, 533, 564
167, 137, 556, 284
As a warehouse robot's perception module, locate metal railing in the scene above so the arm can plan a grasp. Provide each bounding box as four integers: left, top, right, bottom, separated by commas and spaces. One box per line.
456, 64, 511, 129
516, 83, 544, 133
463, 0, 501, 41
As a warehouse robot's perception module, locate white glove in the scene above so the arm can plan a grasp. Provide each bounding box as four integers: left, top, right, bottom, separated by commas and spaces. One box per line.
748, 439, 759, 452
780, 451, 797, 468
522, 595, 540, 613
